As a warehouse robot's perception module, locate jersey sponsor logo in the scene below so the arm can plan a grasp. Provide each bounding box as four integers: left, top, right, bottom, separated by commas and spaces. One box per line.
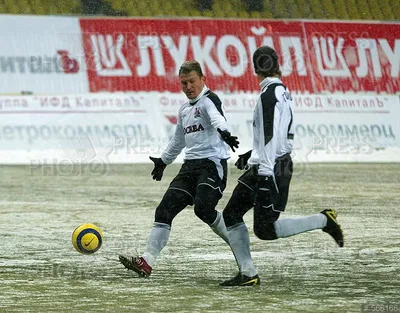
183, 124, 204, 135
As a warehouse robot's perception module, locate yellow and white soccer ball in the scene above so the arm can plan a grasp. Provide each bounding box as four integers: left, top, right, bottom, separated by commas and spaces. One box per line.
72, 223, 103, 254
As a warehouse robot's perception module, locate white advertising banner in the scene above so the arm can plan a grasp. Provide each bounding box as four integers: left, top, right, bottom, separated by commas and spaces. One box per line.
289, 94, 400, 162
158, 92, 400, 163
0, 93, 168, 164
0, 15, 89, 94
0, 93, 399, 164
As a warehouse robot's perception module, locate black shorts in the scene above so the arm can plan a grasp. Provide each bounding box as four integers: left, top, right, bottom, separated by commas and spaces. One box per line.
238, 153, 293, 213
168, 158, 228, 205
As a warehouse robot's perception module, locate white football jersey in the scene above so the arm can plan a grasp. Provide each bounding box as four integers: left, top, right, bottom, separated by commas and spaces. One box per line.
248, 77, 294, 177
161, 86, 231, 164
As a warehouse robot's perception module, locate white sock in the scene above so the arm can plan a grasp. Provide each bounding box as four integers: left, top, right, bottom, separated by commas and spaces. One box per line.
209, 211, 229, 244
274, 213, 327, 238
142, 222, 171, 267
227, 223, 257, 277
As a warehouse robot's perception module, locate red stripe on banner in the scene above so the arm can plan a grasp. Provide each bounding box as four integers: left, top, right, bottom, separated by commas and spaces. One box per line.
303, 21, 400, 94
78, 18, 399, 94
79, 18, 312, 93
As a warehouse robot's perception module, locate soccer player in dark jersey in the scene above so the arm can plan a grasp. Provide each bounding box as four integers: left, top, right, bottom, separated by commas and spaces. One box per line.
119, 60, 239, 277
220, 46, 344, 286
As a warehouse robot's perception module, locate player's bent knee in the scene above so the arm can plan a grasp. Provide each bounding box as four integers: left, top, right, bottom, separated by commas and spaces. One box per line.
155, 189, 192, 225
223, 208, 244, 228
194, 186, 221, 225
254, 223, 278, 240
194, 203, 217, 225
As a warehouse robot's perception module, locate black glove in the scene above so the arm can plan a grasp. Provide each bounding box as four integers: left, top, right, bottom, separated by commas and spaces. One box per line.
235, 150, 252, 170
149, 156, 167, 181
254, 175, 277, 208
217, 128, 239, 152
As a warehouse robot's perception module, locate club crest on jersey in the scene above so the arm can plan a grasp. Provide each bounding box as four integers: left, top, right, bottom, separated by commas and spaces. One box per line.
184, 124, 204, 134
194, 107, 201, 118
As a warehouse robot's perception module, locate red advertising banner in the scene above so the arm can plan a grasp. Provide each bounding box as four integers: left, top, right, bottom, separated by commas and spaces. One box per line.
303, 21, 399, 94
79, 18, 399, 94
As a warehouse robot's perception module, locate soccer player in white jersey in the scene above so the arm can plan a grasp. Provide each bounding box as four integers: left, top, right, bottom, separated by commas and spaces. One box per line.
220, 46, 344, 286
119, 60, 239, 277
